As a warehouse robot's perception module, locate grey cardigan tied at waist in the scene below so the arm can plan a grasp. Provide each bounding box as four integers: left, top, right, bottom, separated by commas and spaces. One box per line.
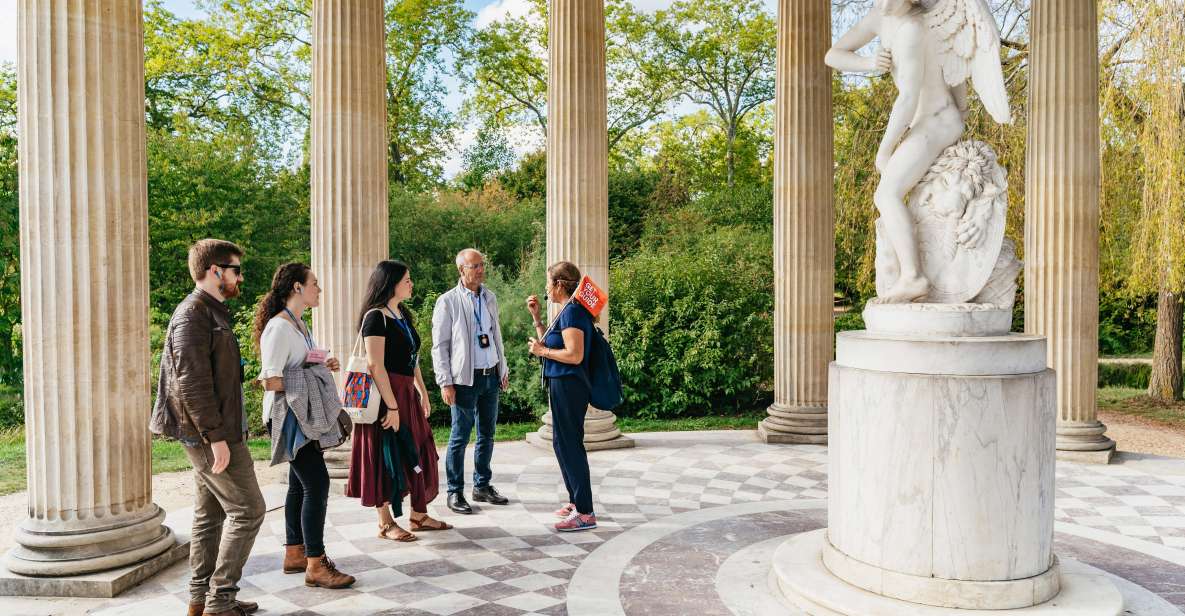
269, 363, 346, 466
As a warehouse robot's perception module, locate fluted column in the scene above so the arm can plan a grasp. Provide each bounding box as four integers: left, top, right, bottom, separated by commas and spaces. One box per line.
759, 0, 834, 445
528, 0, 632, 451
7, 0, 174, 577
1025, 0, 1114, 463
311, 0, 389, 476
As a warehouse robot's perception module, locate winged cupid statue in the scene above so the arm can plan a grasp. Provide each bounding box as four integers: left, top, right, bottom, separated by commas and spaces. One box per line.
826, 0, 1013, 305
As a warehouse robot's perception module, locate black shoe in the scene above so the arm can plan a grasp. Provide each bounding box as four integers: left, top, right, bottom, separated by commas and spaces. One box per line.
472, 485, 510, 505
448, 492, 473, 515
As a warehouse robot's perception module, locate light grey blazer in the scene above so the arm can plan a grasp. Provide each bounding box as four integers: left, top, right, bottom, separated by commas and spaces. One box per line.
431, 281, 509, 387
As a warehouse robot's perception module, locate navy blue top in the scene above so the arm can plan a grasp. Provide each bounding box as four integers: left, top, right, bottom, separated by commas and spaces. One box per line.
543, 302, 593, 380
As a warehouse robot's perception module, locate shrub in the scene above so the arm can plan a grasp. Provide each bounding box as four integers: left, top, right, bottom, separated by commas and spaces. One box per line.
610, 226, 774, 418
1098, 362, 1151, 389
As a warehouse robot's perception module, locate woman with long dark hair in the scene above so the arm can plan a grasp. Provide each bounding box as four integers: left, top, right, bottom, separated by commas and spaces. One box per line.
345, 260, 450, 541
253, 262, 355, 588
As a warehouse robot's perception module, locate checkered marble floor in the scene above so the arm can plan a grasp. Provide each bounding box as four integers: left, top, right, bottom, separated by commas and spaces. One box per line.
71, 431, 1185, 614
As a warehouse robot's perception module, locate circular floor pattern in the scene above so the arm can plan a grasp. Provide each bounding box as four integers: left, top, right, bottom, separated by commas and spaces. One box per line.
30, 432, 1185, 616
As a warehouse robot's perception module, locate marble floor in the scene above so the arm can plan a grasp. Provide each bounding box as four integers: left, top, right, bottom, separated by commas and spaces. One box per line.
18, 431, 1185, 615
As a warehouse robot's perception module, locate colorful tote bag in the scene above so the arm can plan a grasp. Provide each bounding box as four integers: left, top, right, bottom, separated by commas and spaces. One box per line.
340, 309, 384, 424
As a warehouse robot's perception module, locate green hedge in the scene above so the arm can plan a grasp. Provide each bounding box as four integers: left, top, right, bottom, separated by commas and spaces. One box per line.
1098, 362, 1151, 389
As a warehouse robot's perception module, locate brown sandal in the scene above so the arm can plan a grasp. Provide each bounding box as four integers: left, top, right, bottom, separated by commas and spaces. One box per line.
410, 514, 453, 531
378, 522, 417, 542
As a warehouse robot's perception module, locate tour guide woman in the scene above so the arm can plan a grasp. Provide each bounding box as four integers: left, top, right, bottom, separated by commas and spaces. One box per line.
346, 260, 451, 542
526, 261, 598, 532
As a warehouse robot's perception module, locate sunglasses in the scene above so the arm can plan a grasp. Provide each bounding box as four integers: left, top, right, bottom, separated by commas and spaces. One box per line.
216, 263, 242, 275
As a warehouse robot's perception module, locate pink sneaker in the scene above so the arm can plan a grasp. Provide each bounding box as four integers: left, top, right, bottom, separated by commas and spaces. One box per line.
555, 512, 596, 532
554, 503, 576, 518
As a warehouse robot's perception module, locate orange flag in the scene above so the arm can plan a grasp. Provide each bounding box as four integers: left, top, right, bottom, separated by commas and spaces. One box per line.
573, 276, 608, 319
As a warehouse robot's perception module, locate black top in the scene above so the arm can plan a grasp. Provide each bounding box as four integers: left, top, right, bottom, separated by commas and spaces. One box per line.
361, 308, 421, 377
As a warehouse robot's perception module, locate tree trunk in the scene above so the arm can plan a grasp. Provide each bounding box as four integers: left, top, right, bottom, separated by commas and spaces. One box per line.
1148, 288, 1184, 401
725, 125, 736, 188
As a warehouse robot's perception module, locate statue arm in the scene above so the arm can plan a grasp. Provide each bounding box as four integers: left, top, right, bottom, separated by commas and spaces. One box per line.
876, 22, 925, 169
825, 13, 879, 73
952, 82, 969, 118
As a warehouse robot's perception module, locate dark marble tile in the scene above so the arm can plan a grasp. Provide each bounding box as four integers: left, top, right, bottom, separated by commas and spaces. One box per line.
1055, 533, 1185, 608
450, 603, 527, 616
459, 581, 531, 601
455, 526, 514, 540
394, 559, 468, 578
473, 563, 539, 582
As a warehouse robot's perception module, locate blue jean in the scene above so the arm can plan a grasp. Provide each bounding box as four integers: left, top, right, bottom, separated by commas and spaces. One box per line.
445, 371, 500, 494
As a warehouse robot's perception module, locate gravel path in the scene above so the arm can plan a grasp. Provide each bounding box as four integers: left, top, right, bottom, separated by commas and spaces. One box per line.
1099, 409, 1185, 459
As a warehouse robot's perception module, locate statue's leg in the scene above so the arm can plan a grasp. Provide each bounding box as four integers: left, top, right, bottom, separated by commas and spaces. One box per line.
874, 119, 961, 303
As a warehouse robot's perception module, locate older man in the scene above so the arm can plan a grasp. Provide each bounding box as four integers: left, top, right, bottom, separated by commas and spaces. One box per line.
432, 249, 511, 514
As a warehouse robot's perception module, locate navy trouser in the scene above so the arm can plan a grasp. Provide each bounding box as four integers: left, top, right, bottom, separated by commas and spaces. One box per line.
285, 443, 330, 558
548, 375, 594, 515
445, 370, 500, 494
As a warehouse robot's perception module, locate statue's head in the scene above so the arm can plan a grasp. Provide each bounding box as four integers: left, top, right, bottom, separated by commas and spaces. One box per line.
914, 141, 1007, 220
876, 0, 925, 15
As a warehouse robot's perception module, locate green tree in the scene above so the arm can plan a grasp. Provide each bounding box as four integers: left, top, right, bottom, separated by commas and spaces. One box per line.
0, 64, 20, 384
463, 0, 676, 152
385, 0, 474, 188
647, 0, 776, 187
459, 125, 515, 192
1109, 0, 1185, 400
144, 0, 312, 162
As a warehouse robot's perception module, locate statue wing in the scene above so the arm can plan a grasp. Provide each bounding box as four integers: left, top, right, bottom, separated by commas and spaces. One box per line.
923, 0, 1012, 124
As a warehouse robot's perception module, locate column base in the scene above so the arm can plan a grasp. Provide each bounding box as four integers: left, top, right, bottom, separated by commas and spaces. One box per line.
527, 409, 635, 451
6, 505, 176, 578
1057, 421, 1116, 464
323, 436, 352, 480
758, 403, 827, 444
771, 529, 1124, 615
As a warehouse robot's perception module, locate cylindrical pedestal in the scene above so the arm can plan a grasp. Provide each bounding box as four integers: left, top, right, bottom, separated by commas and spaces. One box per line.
825, 329, 1057, 609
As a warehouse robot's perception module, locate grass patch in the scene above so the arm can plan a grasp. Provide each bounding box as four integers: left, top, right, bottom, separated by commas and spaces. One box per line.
2, 414, 767, 496
0, 427, 25, 496
1098, 387, 1185, 427
150, 437, 272, 474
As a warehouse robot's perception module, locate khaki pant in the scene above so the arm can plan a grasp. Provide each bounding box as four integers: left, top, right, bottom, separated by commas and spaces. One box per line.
184, 439, 265, 612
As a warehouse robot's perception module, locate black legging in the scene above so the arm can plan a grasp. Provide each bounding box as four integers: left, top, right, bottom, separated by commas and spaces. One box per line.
285, 443, 330, 557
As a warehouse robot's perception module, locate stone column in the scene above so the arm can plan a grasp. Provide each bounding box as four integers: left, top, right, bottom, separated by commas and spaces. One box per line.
759, 0, 835, 445
528, 0, 632, 451
1025, 0, 1115, 463
6, 0, 175, 577
310, 0, 390, 477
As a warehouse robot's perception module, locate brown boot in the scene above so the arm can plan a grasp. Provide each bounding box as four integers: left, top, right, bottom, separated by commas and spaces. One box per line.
304, 554, 355, 589
186, 600, 258, 616
283, 544, 307, 574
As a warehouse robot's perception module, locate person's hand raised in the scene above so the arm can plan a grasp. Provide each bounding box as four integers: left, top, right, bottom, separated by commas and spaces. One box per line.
526, 295, 541, 320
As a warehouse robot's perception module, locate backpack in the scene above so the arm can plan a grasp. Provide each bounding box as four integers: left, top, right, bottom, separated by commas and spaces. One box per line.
584, 316, 624, 411
541, 302, 624, 410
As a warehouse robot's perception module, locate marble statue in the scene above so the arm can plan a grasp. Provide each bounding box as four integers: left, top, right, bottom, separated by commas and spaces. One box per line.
826, 0, 1012, 304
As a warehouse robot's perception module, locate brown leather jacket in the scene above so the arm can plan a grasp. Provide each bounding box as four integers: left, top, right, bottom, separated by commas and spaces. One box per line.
150, 289, 245, 444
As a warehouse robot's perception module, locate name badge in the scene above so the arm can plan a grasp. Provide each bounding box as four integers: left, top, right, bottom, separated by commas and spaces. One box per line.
305, 348, 329, 364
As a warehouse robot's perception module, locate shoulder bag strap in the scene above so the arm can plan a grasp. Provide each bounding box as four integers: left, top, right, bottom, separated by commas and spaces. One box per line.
349, 308, 388, 358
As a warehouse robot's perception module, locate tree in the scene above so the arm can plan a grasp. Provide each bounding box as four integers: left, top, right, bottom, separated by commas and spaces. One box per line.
0, 64, 20, 384
144, 0, 312, 162
384, 0, 473, 189
463, 0, 677, 153
647, 0, 776, 187
1112, 0, 1185, 400
458, 125, 515, 192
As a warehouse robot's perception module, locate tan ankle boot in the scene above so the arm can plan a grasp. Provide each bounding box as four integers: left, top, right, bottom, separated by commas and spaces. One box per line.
304, 555, 355, 589
283, 544, 307, 574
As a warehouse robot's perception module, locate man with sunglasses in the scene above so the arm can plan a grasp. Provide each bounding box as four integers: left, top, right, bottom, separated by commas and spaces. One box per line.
432, 248, 511, 514
151, 238, 264, 616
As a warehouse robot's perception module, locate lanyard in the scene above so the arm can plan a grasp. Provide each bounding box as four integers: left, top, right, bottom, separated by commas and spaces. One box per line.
283, 308, 314, 350
386, 307, 419, 352
472, 290, 484, 333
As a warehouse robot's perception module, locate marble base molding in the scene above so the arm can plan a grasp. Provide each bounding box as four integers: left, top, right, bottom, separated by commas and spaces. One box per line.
1056, 420, 1117, 465
758, 403, 827, 444
773, 530, 1124, 616
863, 302, 1012, 337
6, 506, 176, 578
527, 408, 635, 451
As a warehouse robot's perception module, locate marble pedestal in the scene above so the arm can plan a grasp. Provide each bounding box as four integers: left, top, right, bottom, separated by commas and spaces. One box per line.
526, 409, 634, 451
772, 317, 1123, 613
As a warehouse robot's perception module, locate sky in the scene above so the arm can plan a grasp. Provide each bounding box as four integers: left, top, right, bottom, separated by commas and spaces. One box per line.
0, 0, 781, 177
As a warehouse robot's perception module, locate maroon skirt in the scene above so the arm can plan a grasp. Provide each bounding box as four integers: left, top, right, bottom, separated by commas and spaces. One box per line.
345, 373, 439, 511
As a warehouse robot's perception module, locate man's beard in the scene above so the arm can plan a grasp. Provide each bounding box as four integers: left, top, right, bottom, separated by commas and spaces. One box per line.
220, 280, 242, 300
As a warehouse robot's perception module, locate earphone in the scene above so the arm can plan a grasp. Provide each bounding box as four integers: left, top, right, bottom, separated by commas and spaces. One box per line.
214, 270, 222, 280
